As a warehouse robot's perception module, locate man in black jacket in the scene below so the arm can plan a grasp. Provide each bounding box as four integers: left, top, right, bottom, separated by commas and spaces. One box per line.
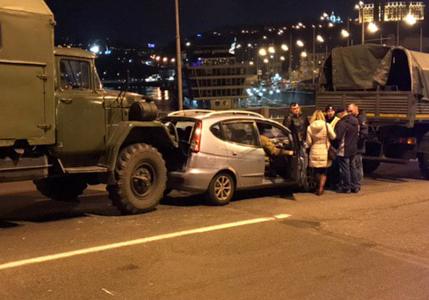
335, 109, 360, 193
283, 103, 309, 145
347, 103, 368, 180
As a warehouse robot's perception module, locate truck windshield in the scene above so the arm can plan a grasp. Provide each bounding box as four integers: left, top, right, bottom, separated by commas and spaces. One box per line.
60, 59, 91, 90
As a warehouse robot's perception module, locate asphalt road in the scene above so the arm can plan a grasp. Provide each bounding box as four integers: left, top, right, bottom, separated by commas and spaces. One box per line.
0, 162, 428, 299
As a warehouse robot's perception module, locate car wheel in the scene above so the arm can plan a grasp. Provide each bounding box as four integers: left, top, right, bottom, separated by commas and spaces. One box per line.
207, 172, 235, 206
108, 143, 167, 215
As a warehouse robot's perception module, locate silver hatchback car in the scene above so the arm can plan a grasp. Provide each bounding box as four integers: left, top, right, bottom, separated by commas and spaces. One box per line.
162, 110, 310, 205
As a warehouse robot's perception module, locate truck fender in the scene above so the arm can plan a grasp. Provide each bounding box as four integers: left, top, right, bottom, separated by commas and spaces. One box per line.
101, 121, 177, 177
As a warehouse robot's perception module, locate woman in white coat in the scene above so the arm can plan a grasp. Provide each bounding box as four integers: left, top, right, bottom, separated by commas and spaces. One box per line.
306, 110, 336, 195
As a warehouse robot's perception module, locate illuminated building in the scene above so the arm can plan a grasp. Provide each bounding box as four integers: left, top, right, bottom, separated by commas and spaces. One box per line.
186, 45, 257, 109
358, 1, 425, 23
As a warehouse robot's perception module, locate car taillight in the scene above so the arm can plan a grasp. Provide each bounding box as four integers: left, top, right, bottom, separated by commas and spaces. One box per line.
190, 121, 202, 153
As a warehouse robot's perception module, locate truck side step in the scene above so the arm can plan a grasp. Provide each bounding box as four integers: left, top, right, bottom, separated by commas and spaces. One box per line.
65, 166, 108, 174
0, 156, 50, 182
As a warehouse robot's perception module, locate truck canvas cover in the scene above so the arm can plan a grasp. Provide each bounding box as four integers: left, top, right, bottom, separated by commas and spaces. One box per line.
0, 0, 56, 146
321, 44, 429, 99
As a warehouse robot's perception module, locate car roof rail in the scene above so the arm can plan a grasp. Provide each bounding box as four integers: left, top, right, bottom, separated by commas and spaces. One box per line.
167, 109, 214, 117
202, 110, 265, 119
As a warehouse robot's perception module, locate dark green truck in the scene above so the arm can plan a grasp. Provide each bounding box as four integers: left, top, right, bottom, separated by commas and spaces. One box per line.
0, 1, 178, 214
316, 45, 429, 178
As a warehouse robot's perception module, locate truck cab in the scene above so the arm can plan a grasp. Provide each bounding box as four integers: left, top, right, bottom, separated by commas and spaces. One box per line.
0, 1, 178, 214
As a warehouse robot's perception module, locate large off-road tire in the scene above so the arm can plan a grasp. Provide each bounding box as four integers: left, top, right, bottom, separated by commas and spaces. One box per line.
107, 143, 167, 215
206, 172, 236, 206
363, 160, 380, 175
418, 153, 429, 179
33, 176, 87, 202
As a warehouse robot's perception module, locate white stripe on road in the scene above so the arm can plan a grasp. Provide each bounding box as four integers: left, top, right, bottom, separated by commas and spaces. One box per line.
0, 214, 290, 271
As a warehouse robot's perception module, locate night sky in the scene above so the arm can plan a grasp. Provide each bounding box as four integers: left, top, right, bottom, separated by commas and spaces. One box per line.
46, 0, 357, 46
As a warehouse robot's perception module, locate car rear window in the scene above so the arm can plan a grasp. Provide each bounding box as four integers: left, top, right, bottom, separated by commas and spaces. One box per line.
171, 120, 196, 143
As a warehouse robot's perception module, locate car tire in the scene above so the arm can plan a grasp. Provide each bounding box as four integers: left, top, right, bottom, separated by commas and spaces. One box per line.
108, 143, 167, 215
34, 176, 87, 202
206, 172, 235, 206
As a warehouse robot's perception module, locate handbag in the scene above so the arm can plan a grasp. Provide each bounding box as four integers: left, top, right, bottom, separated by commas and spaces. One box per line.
325, 123, 337, 161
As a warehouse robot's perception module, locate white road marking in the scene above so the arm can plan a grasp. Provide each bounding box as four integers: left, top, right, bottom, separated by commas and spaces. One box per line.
0, 214, 291, 271
274, 214, 291, 219
101, 288, 115, 296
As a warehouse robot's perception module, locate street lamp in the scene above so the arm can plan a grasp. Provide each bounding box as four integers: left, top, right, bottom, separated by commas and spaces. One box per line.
355, 1, 365, 45
404, 13, 417, 26
296, 40, 304, 48
175, 0, 183, 110
312, 25, 325, 85
341, 29, 350, 38
281, 44, 289, 51
300, 51, 308, 58
268, 46, 276, 54
258, 48, 267, 56
367, 22, 379, 34
316, 35, 325, 43
404, 13, 423, 51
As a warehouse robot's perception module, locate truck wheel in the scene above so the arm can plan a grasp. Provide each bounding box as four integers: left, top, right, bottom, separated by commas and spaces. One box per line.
418, 153, 429, 179
108, 143, 167, 215
206, 172, 235, 206
34, 176, 87, 202
363, 160, 380, 175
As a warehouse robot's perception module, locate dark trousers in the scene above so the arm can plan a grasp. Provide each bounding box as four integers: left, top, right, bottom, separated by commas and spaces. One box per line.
337, 155, 360, 192
355, 154, 364, 180
327, 159, 339, 189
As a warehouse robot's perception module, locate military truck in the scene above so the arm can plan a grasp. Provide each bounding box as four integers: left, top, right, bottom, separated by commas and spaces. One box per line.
0, 1, 179, 214
316, 44, 429, 178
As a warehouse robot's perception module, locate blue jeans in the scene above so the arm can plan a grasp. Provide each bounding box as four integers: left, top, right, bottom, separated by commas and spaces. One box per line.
337, 156, 361, 192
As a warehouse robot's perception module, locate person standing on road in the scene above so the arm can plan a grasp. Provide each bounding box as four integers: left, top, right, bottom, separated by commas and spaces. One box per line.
283, 103, 309, 146
325, 105, 340, 128
347, 103, 368, 180
334, 109, 360, 193
325, 105, 340, 189
306, 110, 336, 196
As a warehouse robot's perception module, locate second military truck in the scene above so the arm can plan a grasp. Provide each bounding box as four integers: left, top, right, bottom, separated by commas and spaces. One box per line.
0, 0, 179, 214
316, 44, 429, 178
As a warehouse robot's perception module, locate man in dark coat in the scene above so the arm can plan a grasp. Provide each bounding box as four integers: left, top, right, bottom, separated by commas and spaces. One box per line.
335, 109, 360, 193
283, 103, 309, 145
347, 103, 368, 180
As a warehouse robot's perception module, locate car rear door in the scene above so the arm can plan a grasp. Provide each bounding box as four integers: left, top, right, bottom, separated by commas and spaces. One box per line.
221, 120, 265, 188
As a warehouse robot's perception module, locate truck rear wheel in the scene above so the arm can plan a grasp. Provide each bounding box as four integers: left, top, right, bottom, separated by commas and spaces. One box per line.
108, 143, 167, 215
418, 153, 429, 179
34, 176, 87, 202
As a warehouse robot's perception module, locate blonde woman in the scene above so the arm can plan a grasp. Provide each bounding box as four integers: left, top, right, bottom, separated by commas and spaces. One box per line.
306, 110, 336, 195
